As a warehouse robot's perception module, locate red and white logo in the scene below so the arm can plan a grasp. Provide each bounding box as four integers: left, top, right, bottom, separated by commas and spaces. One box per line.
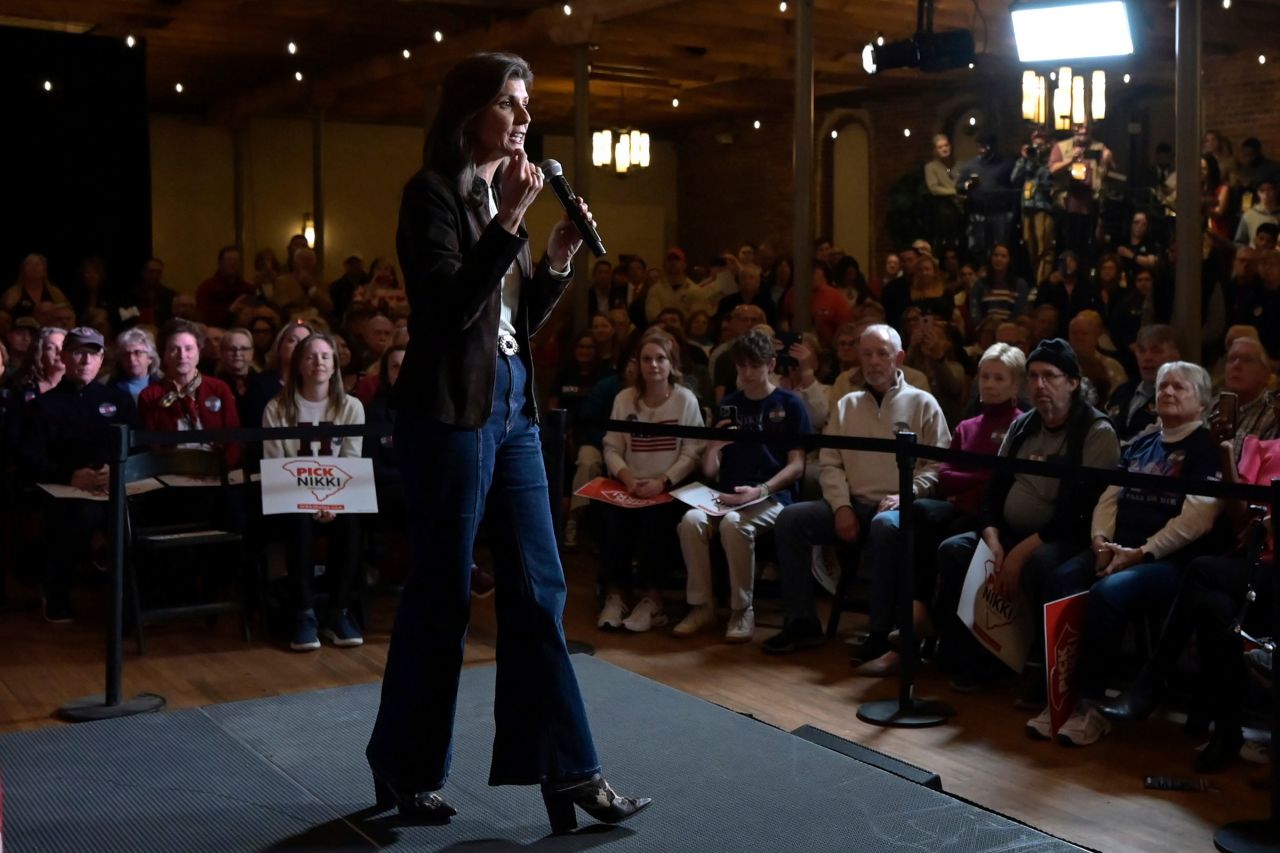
282, 460, 353, 503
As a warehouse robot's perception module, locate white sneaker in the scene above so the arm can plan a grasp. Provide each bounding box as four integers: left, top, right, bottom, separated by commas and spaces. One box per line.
597, 594, 627, 630
563, 519, 578, 549
810, 546, 840, 596
725, 608, 755, 643
673, 603, 717, 637
622, 597, 668, 632
1057, 700, 1111, 747
1026, 706, 1053, 740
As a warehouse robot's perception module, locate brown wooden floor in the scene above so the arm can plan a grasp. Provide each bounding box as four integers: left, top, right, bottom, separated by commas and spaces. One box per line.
0, 553, 1265, 853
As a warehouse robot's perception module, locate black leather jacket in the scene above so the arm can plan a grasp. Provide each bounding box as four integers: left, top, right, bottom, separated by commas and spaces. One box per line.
393, 168, 570, 428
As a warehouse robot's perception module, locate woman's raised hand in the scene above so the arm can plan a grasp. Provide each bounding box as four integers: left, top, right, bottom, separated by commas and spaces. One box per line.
495, 149, 543, 234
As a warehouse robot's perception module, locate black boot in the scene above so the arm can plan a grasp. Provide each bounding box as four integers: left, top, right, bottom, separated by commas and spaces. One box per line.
1098, 668, 1160, 722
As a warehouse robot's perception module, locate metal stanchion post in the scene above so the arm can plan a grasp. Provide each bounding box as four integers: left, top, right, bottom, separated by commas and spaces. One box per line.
59, 424, 166, 722
1213, 480, 1280, 852
857, 431, 954, 728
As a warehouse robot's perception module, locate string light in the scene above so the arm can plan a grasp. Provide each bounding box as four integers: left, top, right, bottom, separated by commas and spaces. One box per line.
903, 128, 912, 137
287, 41, 297, 55
1123, 73, 1131, 83
779, 1, 788, 10
671, 97, 680, 108
876, 33, 885, 46
125, 34, 135, 48
43, 80, 52, 91
433, 30, 443, 42
175, 82, 184, 93
402, 48, 411, 59
831, 129, 838, 139
968, 116, 977, 126
1222, 0, 1231, 8
1261, 54, 1268, 65
563, 3, 572, 14
753, 119, 762, 129
295, 71, 304, 82
968, 62, 975, 69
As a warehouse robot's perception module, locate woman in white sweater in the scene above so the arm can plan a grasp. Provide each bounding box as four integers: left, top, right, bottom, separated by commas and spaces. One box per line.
262, 331, 366, 652
599, 331, 704, 632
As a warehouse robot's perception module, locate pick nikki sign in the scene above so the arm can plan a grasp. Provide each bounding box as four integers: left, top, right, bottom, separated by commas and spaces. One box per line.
283, 460, 353, 506
260, 456, 378, 515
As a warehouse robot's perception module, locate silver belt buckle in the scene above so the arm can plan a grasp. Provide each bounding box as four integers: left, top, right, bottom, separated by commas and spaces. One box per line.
498, 332, 519, 356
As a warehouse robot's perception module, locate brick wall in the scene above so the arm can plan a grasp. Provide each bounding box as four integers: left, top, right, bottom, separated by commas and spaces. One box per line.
674, 117, 796, 264
1202, 50, 1280, 155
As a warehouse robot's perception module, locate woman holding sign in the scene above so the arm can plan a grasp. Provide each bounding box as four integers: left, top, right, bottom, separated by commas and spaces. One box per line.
261, 331, 365, 651
365, 52, 649, 834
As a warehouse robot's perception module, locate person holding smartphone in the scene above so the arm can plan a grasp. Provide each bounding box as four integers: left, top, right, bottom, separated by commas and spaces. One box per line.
674, 330, 810, 642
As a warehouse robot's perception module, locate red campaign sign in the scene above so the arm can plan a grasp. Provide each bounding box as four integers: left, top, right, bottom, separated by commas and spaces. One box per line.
573, 476, 673, 509
1044, 591, 1090, 736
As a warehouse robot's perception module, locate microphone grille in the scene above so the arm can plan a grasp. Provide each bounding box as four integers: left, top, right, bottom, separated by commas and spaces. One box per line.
540, 159, 564, 178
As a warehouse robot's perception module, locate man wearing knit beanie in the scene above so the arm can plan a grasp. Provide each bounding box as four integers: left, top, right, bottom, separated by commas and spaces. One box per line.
932, 335, 1120, 706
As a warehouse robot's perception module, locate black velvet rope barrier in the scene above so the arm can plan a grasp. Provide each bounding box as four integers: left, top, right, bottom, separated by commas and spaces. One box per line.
587, 417, 1272, 504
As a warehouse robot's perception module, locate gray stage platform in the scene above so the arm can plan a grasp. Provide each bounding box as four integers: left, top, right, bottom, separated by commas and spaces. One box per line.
0, 655, 1085, 851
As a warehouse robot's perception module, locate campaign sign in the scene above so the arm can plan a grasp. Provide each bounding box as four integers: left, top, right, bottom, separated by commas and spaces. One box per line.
956, 540, 1032, 673
573, 476, 673, 509
260, 457, 378, 515
1045, 591, 1090, 736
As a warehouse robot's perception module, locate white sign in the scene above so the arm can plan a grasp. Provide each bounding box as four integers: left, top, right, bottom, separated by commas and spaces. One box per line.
956, 540, 1032, 673
670, 481, 771, 517
260, 457, 378, 515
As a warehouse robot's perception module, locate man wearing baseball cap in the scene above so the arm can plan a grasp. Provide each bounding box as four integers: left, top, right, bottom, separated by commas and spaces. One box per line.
931, 338, 1120, 703
19, 326, 138, 622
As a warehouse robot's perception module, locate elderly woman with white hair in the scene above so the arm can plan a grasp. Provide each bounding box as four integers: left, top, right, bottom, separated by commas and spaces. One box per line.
111, 327, 159, 401
1026, 360, 1223, 746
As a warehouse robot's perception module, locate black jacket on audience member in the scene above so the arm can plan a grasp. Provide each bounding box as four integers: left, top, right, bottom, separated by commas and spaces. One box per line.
19, 378, 139, 485
1105, 379, 1158, 442
1034, 280, 1105, 337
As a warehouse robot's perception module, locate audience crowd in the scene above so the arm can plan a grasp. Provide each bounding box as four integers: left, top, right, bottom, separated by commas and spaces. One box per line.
4, 122, 1280, 777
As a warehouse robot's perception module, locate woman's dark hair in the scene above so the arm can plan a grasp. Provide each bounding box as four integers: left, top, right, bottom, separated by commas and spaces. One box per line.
377, 344, 407, 394
1203, 152, 1222, 190
812, 258, 834, 285
833, 255, 869, 304
423, 52, 534, 206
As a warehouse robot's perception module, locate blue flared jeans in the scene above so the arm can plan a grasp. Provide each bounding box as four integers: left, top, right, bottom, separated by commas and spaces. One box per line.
366, 353, 600, 790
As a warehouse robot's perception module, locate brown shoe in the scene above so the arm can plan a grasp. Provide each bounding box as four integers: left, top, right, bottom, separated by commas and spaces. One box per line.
854, 649, 901, 677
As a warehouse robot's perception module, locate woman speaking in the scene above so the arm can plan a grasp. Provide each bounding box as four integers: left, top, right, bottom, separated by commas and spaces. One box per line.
365, 52, 649, 835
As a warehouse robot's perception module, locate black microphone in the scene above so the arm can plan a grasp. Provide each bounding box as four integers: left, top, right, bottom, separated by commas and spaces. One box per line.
539, 159, 606, 257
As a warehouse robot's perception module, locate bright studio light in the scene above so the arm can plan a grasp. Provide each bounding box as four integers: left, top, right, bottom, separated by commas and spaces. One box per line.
1010, 0, 1134, 62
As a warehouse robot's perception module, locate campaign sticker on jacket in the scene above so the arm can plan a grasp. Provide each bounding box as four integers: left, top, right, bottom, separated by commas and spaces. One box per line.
98, 402, 118, 417
767, 404, 787, 423
205, 396, 222, 412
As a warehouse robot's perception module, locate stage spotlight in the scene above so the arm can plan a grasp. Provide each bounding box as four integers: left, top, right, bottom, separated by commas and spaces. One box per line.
863, 29, 974, 74
1010, 0, 1134, 62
